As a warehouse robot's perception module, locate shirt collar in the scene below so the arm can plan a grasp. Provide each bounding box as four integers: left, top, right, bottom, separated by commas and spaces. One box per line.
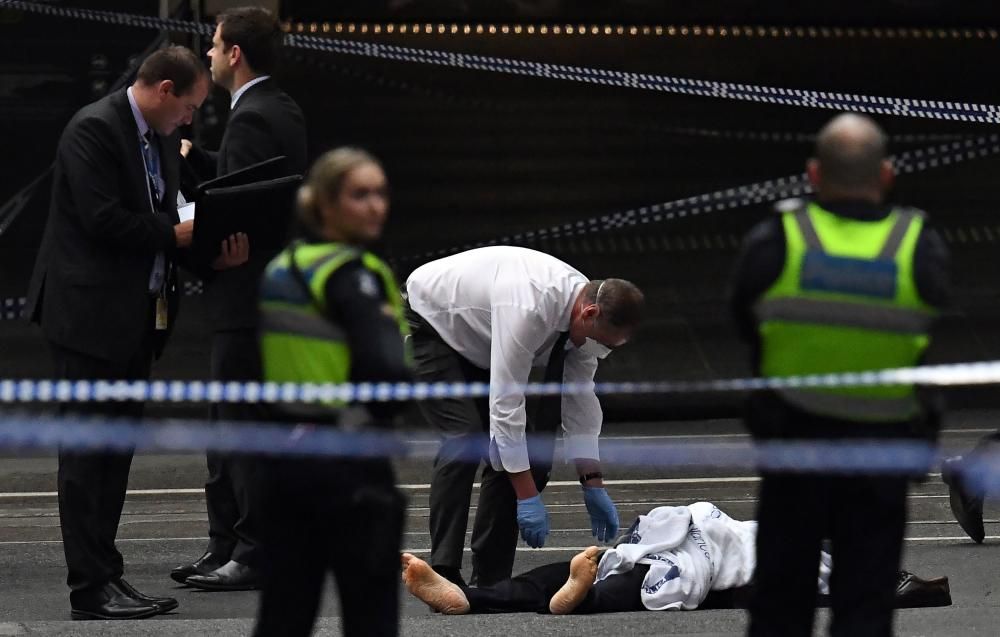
231, 75, 270, 109
126, 86, 150, 138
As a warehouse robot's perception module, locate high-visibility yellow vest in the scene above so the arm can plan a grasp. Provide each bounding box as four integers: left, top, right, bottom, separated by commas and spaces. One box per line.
258, 241, 410, 420
755, 202, 936, 422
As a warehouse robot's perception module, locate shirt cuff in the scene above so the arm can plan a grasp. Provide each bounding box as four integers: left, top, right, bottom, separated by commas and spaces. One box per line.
563, 433, 600, 462
489, 436, 531, 474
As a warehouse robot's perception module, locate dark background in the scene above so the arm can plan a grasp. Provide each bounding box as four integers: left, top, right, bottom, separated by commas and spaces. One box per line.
1, 1, 999, 420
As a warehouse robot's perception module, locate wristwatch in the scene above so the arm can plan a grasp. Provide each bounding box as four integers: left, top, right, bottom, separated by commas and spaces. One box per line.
579, 471, 603, 485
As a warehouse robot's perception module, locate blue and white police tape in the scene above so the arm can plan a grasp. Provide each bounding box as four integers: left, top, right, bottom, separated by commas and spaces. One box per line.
4, 359, 1000, 405
0, 413, 945, 472
1, 296, 24, 321
0, 18, 173, 238
0, 283, 201, 323
285, 33, 1000, 124
3, 0, 1000, 124
400, 132, 1000, 262
2, 0, 998, 271
285, 48, 977, 148
3, 131, 998, 310
4, 413, 1000, 493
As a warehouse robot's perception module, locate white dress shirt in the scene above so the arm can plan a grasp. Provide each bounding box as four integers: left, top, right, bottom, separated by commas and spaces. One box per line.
406, 246, 603, 473
230, 75, 271, 109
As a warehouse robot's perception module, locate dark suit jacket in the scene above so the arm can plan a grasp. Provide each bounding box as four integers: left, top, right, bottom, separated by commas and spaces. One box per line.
26, 89, 182, 363
186, 78, 308, 331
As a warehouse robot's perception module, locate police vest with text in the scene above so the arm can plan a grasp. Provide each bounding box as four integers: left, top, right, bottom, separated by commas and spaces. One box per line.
258, 242, 409, 421
755, 202, 937, 422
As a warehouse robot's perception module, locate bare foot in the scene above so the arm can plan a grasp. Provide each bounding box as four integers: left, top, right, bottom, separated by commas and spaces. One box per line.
401, 553, 470, 615
549, 546, 602, 615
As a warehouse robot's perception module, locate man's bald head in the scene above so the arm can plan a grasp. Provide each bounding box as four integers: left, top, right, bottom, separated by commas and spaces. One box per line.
809, 113, 891, 201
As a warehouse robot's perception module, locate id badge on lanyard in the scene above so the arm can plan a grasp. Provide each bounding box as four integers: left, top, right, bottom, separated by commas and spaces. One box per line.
155, 291, 168, 331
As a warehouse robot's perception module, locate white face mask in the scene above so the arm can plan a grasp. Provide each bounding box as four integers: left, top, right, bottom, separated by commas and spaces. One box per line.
579, 337, 612, 359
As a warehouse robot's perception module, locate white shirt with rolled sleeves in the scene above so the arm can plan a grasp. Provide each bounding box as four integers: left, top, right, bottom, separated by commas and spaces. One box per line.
405, 246, 603, 473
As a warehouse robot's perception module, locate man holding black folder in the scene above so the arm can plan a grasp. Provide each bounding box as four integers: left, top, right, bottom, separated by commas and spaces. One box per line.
173, 6, 308, 592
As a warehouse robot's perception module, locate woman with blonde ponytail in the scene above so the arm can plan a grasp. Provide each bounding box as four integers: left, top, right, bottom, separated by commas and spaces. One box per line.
253, 147, 411, 637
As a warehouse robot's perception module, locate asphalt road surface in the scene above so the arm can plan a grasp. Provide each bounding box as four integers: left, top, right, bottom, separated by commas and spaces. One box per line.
0, 414, 998, 636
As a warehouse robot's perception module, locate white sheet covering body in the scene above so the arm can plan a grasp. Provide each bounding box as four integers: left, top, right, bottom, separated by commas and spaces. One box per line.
596, 502, 833, 610
596, 502, 757, 611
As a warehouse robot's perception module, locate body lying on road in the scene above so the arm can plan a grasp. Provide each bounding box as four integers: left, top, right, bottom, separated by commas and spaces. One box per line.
402, 501, 951, 615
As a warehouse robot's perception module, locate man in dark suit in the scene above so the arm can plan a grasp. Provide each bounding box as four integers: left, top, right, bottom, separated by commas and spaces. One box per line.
173, 6, 308, 592
26, 46, 211, 620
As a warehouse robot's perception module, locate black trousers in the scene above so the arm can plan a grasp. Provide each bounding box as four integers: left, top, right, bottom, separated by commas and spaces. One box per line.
748, 470, 908, 637
253, 457, 405, 637
407, 307, 559, 587
206, 328, 264, 565
50, 321, 153, 598
463, 561, 648, 614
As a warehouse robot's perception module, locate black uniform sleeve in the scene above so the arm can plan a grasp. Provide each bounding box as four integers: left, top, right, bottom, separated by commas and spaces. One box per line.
913, 225, 951, 310
911, 223, 951, 435
322, 260, 412, 421
728, 216, 787, 344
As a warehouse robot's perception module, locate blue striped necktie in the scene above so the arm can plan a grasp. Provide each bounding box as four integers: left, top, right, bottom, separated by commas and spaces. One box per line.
141, 129, 166, 294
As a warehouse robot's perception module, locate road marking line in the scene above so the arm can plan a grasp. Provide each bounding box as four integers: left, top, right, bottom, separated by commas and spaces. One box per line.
0, 489, 203, 498
0, 477, 761, 498
2, 536, 993, 548
403, 428, 995, 445
0, 520, 984, 548
397, 536, 1000, 551
0, 474, 952, 498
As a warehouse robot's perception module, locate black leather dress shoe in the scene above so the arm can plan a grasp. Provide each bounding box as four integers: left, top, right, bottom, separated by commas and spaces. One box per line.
116, 578, 178, 613
70, 581, 161, 620
895, 570, 951, 608
942, 456, 986, 543
171, 551, 227, 584
185, 560, 260, 591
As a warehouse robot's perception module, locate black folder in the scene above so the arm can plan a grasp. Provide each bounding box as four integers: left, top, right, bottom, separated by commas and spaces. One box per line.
194, 155, 290, 199
192, 174, 303, 266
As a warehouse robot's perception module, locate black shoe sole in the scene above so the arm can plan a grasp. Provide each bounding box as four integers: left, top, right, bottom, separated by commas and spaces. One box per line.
185, 580, 259, 592
71, 606, 161, 620
152, 600, 179, 613
170, 571, 196, 585
896, 590, 952, 608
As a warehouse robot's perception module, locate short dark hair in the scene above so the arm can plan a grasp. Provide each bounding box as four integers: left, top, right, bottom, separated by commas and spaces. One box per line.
586, 278, 645, 330
136, 45, 207, 96
815, 114, 888, 191
217, 6, 282, 75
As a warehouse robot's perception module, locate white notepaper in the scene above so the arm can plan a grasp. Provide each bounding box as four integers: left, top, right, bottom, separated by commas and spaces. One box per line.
178, 202, 196, 223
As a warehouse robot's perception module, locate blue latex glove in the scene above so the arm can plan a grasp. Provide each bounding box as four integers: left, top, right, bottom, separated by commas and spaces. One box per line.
583, 486, 619, 543
516, 495, 550, 548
